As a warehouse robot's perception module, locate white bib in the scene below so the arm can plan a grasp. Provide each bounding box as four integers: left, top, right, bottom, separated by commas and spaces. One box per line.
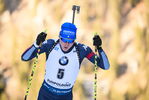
44, 43, 80, 89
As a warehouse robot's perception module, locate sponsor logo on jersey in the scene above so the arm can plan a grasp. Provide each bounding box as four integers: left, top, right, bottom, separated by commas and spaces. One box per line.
83, 45, 88, 51
54, 47, 59, 51
47, 79, 71, 88
59, 56, 69, 66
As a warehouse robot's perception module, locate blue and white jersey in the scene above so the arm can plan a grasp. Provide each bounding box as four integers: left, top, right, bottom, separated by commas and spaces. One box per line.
21, 39, 110, 96
43, 41, 80, 95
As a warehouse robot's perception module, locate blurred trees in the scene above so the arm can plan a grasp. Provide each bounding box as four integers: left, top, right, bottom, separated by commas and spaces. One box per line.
0, 0, 149, 100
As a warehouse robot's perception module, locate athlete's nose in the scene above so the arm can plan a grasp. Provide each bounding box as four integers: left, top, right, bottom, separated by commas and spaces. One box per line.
65, 42, 69, 47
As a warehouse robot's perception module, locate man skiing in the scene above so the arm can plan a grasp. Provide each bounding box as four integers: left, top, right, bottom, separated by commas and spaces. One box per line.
21, 22, 110, 100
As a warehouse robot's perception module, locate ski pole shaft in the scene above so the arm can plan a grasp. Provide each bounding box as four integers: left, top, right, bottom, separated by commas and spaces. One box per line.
24, 29, 47, 100
72, 5, 80, 24
72, 5, 76, 24
24, 49, 40, 100
94, 32, 98, 100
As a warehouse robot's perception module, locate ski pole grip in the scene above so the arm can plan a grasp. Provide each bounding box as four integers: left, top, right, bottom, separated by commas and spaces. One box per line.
44, 29, 47, 33
94, 32, 97, 36
94, 32, 97, 49
39, 29, 47, 47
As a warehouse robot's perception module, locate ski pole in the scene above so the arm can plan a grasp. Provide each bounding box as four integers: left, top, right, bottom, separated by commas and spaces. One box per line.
94, 32, 98, 100
24, 29, 47, 100
72, 5, 80, 24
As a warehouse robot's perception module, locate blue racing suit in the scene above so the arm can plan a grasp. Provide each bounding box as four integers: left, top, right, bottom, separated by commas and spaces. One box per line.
21, 39, 110, 100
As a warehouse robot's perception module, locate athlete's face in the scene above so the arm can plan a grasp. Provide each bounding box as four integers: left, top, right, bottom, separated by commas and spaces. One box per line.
59, 37, 74, 52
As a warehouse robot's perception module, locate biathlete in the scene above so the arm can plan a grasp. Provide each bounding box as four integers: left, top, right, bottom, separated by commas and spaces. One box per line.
21, 22, 110, 100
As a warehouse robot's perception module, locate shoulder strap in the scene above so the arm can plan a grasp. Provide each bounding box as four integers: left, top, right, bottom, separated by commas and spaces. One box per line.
46, 39, 59, 60
46, 40, 81, 65
74, 42, 81, 65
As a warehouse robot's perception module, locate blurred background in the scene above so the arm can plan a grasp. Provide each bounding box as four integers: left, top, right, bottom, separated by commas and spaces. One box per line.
0, 0, 149, 100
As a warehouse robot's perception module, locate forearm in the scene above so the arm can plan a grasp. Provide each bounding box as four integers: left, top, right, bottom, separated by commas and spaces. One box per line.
21, 45, 39, 61
97, 48, 110, 70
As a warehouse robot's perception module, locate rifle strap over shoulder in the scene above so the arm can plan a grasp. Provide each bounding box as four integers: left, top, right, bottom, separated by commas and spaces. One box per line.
74, 42, 81, 65
46, 40, 81, 65
46, 39, 59, 60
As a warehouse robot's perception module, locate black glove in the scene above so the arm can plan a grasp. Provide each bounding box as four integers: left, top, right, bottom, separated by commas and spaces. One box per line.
93, 35, 102, 49
36, 32, 47, 45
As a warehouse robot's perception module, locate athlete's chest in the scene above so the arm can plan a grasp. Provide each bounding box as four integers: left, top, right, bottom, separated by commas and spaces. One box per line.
48, 44, 78, 65
45, 44, 80, 88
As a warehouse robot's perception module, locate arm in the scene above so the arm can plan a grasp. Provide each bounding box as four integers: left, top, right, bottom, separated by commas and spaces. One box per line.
77, 43, 110, 70
21, 45, 38, 61
21, 41, 46, 61
92, 34, 110, 70
88, 47, 110, 70
21, 32, 48, 61
21, 39, 56, 61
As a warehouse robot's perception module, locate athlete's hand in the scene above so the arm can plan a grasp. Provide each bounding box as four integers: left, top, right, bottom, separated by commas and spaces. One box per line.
93, 35, 102, 49
36, 32, 47, 46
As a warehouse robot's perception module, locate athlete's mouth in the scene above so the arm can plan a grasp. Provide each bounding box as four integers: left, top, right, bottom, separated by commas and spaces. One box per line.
64, 47, 68, 49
